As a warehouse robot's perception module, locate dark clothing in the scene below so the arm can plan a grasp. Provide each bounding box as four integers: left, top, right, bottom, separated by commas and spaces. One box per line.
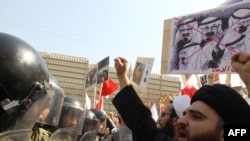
191, 84, 250, 125
112, 85, 173, 141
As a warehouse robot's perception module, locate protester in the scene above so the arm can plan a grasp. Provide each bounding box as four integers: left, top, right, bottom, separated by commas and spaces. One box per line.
231, 51, 250, 93
113, 57, 173, 141
231, 51, 250, 103
156, 95, 190, 140
113, 56, 250, 141
175, 83, 250, 141
231, 51, 250, 105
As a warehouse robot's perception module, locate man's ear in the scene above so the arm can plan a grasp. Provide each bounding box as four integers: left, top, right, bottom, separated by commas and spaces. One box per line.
219, 129, 224, 141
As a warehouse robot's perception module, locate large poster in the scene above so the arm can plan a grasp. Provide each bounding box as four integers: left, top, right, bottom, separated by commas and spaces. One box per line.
167, 1, 250, 74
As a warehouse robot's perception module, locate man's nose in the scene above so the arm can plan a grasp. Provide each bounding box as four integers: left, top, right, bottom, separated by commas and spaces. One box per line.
175, 116, 189, 127
71, 119, 77, 126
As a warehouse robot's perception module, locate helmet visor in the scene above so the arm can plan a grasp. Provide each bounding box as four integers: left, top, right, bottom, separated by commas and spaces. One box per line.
36, 85, 64, 126
97, 117, 107, 135
1, 85, 60, 131
59, 102, 86, 135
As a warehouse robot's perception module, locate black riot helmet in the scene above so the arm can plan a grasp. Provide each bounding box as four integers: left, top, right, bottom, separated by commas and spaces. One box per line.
63, 96, 83, 108
58, 96, 85, 131
0, 33, 51, 133
90, 109, 107, 136
82, 110, 99, 134
78, 110, 99, 141
51, 96, 85, 141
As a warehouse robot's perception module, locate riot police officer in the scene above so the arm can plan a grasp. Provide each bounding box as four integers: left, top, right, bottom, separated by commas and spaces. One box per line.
89, 109, 108, 141
78, 110, 99, 141
0, 32, 56, 141
49, 96, 85, 141
30, 74, 65, 141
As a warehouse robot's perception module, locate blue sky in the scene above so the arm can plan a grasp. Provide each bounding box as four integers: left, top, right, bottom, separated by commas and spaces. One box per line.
0, 0, 227, 74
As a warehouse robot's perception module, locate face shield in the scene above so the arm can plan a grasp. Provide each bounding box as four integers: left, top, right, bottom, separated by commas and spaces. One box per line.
78, 130, 97, 141
82, 116, 99, 134
0, 81, 58, 132
50, 100, 86, 141
36, 84, 64, 127
59, 102, 85, 131
97, 116, 107, 136
89, 109, 108, 137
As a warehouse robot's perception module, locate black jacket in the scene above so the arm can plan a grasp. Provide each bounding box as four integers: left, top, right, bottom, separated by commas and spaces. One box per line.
112, 85, 173, 141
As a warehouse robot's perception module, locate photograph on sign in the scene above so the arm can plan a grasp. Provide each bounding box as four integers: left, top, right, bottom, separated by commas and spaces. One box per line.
200, 75, 208, 86
85, 66, 97, 88
97, 56, 109, 84
132, 62, 145, 85
140, 62, 154, 87
132, 57, 154, 87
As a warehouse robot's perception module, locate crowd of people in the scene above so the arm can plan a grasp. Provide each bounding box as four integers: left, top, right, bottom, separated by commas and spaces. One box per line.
113, 53, 250, 141
1, 31, 250, 141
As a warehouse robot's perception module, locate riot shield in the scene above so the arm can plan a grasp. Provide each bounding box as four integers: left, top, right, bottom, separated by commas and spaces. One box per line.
79, 130, 97, 141
0, 129, 32, 141
49, 128, 78, 141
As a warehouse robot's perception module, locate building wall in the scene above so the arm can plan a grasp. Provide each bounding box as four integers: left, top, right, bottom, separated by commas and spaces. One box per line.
40, 51, 181, 115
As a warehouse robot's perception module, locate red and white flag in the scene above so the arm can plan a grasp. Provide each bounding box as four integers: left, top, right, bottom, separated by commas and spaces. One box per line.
95, 95, 103, 110
95, 79, 118, 110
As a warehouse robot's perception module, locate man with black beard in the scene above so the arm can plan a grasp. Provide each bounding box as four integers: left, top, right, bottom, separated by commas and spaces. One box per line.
156, 100, 176, 137
156, 96, 190, 140
175, 83, 250, 141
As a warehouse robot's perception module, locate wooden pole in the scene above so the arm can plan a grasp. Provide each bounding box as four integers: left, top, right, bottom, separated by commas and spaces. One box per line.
97, 82, 103, 110
207, 74, 214, 85
225, 74, 231, 87
93, 85, 97, 108
181, 75, 188, 86
195, 74, 202, 88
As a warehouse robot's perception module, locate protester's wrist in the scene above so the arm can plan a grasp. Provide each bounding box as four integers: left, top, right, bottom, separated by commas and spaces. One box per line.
117, 75, 130, 90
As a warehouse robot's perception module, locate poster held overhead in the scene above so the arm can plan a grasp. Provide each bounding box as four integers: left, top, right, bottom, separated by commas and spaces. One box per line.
132, 57, 154, 88
161, 1, 250, 74
85, 66, 97, 88
97, 56, 109, 84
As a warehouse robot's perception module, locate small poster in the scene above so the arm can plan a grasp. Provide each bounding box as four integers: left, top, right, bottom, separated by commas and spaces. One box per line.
132, 57, 154, 87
